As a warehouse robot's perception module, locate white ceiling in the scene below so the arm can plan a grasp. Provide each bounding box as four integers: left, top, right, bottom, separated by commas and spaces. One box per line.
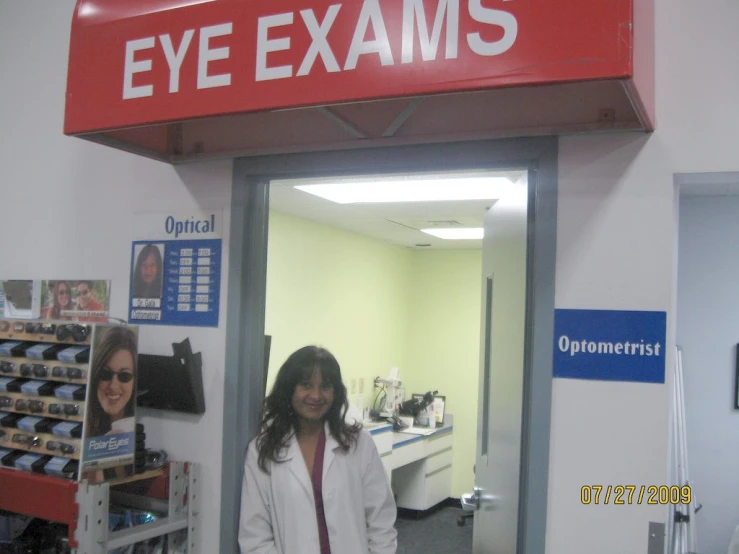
268, 170, 527, 250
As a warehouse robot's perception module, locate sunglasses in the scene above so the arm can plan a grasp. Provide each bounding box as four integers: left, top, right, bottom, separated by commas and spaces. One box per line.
28, 400, 45, 414
46, 440, 76, 455
13, 433, 42, 447
99, 369, 133, 384
0, 361, 16, 374
21, 363, 48, 378
49, 403, 80, 416
77, 288, 90, 296
52, 366, 86, 380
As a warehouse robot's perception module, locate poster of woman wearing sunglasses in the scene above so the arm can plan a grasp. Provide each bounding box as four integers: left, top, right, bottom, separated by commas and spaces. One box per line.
80, 324, 138, 483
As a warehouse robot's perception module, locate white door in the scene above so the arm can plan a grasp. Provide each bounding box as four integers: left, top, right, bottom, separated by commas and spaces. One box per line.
463, 173, 529, 553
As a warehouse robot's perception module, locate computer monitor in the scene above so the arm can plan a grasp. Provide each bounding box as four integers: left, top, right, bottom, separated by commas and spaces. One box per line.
136, 338, 206, 414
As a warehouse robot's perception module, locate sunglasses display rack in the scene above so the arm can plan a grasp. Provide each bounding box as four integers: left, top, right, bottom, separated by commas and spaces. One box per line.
0, 319, 90, 481
0, 319, 201, 553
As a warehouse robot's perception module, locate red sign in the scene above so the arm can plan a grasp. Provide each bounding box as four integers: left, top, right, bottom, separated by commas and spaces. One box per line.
64, 0, 633, 134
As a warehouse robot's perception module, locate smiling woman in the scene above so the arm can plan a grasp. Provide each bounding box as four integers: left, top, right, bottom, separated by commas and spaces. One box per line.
239, 345, 398, 554
82, 325, 138, 483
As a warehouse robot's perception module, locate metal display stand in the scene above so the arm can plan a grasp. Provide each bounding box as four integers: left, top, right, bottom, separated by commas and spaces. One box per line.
670, 346, 700, 554
0, 460, 200, 553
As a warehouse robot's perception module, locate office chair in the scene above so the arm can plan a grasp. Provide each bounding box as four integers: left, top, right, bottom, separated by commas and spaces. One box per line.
457, 463, 475, 526
457, 511, 473, 526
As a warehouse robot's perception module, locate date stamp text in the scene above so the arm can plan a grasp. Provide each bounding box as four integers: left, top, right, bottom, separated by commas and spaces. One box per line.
581, 485, 691, 505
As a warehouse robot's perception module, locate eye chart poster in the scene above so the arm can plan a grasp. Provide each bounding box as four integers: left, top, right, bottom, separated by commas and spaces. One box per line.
129, 211, 223, 327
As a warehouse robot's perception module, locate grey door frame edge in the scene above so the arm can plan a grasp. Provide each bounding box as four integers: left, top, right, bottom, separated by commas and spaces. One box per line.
219, 136, 558, 554
219, 170, 270, 554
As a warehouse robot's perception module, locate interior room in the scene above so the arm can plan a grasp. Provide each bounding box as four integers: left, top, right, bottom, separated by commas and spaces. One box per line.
675, 174, 739, 554
262, 169, 526, 551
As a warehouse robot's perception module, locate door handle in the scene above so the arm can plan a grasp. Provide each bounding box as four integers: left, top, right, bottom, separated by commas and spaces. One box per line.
461, 487, 498, 512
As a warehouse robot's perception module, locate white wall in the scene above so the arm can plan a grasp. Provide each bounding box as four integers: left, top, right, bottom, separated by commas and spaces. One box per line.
548, 0, 739, 552
0, 3, 232, 551
677, 196, 739, 554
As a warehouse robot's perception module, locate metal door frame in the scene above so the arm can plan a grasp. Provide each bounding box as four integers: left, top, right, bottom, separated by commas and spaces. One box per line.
219, 137, 558, 554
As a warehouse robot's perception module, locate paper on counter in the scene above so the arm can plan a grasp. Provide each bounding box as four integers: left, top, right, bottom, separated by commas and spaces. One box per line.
399, 427, 437, 436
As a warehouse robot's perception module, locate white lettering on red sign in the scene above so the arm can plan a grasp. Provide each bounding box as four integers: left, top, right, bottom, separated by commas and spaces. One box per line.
402, 0, 459, 63
256, 13, 294, 81
123, 37, 155, 99
121, 0, 517, 98
123, 24, 233, 99
160, 30, 195, 93
198, 23, 233, 89
345, 0, 394, 70
297, 6, 342, 76
467, 0, 517, 56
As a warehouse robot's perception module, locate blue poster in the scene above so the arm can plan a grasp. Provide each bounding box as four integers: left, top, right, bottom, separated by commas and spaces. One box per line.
129, 212, 222, 327
552, 309, 667, 383
83, 432, 135, 462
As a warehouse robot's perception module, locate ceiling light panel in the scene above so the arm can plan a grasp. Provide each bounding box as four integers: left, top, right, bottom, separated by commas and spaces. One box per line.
421, 227, 484, 240
294, 176, 513, 204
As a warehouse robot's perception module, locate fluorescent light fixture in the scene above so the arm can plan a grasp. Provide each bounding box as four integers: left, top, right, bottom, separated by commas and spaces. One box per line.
294, 176, 513, 204
421, 228, 484, 240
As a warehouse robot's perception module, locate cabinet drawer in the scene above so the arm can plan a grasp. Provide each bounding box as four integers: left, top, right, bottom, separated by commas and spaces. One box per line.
425, 432, 452, 456
425, 447, 453, 475
391, 439, 425, 468
424, 465, 452, 509
372, 432, 393, 456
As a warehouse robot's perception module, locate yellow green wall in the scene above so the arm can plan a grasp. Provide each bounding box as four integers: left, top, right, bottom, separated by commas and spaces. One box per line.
402, 250, 481, 497
265, 210, 482, 497
265, 211, 412, 410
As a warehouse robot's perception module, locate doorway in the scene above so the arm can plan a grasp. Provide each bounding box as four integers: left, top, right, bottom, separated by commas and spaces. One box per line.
221, 138, 557, 554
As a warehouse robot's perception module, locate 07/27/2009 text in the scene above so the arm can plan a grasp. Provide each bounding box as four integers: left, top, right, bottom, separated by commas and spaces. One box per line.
581, 485, 691, 505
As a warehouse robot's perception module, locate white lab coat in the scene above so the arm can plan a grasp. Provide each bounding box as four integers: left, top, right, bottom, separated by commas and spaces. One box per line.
238, 423, 397, 554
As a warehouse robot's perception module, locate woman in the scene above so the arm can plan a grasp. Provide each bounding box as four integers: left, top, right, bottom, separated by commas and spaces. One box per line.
42, 281, 73, 320
132, 244, 163, 298
239, 346, 397, 554
84, 326, 137, 482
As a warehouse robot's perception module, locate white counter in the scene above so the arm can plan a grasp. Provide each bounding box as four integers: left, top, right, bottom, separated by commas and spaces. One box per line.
367, 417, 454, 512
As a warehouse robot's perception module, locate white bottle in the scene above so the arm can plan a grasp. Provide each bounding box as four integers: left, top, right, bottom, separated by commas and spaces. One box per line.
434, 398, 445, 426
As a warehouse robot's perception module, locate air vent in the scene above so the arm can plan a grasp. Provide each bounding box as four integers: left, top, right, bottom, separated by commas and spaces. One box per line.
426, 220, 462, 226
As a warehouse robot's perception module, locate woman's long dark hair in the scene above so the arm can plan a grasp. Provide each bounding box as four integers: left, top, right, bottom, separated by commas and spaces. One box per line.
48, 281, 72, 320
256, 345, 361, 473
132, 244, 163, 298
87, 326, 137, 437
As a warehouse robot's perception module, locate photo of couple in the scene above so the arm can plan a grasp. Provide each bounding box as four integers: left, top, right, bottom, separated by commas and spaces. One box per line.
41, 280, 110, 323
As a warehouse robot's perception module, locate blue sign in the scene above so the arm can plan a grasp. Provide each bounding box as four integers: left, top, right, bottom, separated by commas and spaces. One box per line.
553, 309, 666, 383
128, 239, 222, 327
83, 431, 135, 462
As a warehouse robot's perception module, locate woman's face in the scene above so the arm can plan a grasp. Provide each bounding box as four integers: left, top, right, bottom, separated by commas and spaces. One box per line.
141, 252, 159, 284
291, 370, 334, 425
56, 285, 71, 308
96, 348, 135, 421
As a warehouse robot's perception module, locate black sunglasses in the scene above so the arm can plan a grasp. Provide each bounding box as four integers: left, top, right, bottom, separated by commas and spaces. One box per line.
13, 433, 41, 447
46, 440, 76, 455
99, 369, 133, 383
28, 400, 45, 414
0, 361, 16, 374
52, 366, 86, 380
32, 364, 49, 378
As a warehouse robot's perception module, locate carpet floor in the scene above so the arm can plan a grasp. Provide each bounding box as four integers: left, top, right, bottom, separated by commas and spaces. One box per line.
396, 506, 473, 554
